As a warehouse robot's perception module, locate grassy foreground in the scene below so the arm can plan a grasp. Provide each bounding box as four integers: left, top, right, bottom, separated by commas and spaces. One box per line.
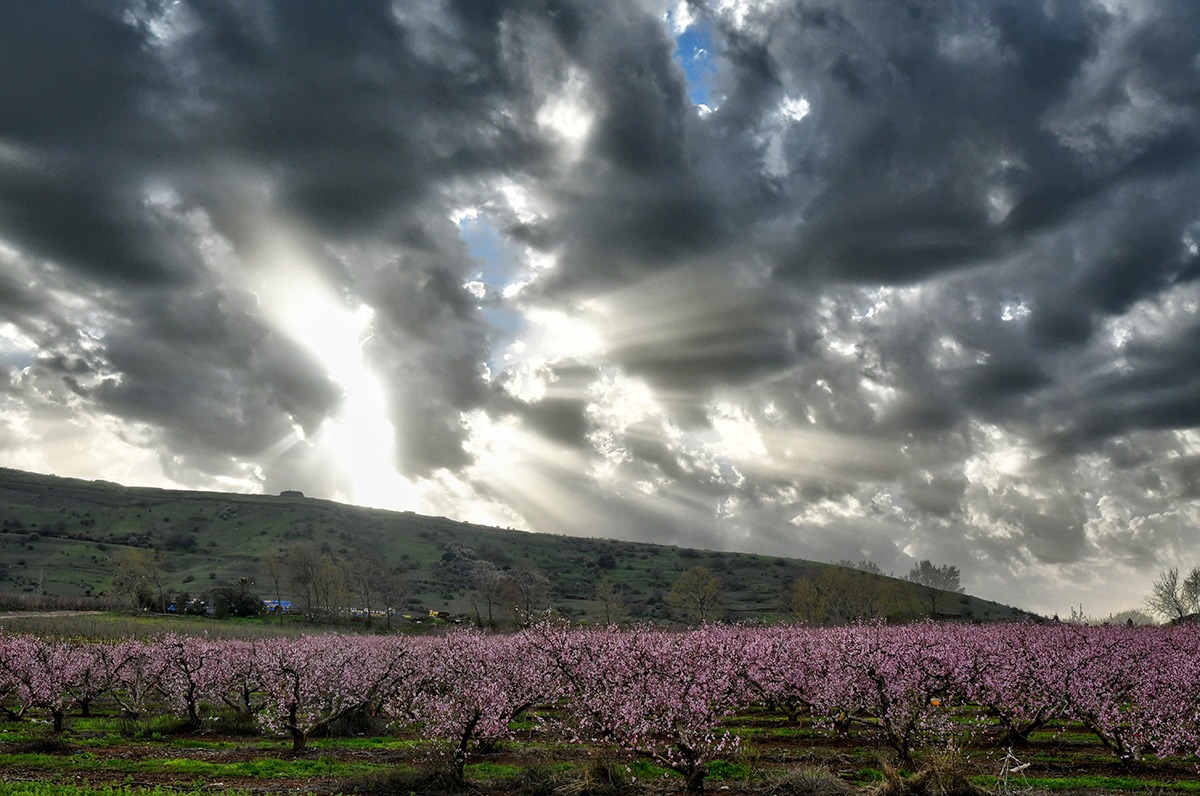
0, 705, 1197, 796
0, 611, 336, 641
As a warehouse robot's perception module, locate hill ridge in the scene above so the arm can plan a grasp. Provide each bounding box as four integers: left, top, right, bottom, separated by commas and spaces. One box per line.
0, 467, 1036, 624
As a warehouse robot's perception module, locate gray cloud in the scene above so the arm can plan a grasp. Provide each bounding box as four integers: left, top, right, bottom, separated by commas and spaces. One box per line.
1, 0, 1199, 615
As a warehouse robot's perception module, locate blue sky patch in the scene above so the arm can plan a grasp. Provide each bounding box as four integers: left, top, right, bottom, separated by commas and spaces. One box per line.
674, 22, 717, 108
457, 215, 525, 350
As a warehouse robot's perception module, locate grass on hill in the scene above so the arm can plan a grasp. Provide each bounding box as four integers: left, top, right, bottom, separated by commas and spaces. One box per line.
0, 467, 1034, 626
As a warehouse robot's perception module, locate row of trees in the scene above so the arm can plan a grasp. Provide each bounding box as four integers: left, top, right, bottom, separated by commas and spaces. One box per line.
109, 543, 409, 625
262, 544, 406, 625
464, 560, 553, 627
3, 621, 1200, 790
111, 537, 966, 628
673, 559, 964, 626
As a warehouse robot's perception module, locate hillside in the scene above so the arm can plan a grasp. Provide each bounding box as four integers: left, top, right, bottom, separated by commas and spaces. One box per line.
0, 468, 1034, 624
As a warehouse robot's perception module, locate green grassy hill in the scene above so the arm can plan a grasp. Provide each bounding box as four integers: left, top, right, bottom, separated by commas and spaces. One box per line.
0, 467, 1034, 624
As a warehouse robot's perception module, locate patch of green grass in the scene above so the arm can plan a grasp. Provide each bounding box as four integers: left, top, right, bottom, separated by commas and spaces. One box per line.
0, 786, 251, 796
740, 724, 821, 741
146, 756, 383, 778
628, 758, 674, 781
976, 773, 1200, 791
851, 767, 886, 785
464, 761, 524, 779
0, 753, 109, 771
0, 723, 51, 744
706, 759, 752, 780
168, 739, 236, 750
306, 734, 419, 751
507, 714, 537, 731
0, 752, 383, 780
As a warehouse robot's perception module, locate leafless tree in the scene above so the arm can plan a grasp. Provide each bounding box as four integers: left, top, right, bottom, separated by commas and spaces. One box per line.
468, 561, 506, 627
787, 566, 899, 625
349, 555, 384, 624
378, 572, 409, 631
260, 550, 285, 624
286, 542, 323, 619
503, 563, 552, 626
666, 566, 723, 624
111, 548, 168, 613
906, 559, 964, 617
592, 576, 628, 625
1146, 566, 1200, 622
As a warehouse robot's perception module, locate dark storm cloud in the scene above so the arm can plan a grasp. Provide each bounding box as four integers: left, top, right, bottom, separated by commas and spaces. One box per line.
90, 288, 343, 456
702, 0, 1200, 400
519, 1, 743, 293
0, 0, 544, 479
361, 220, 494, 474
1040, 320, 1200, 451
747, 0, 1110, 282
156, 0, 550, 235
0, 4, 201, 286
704, 0, 1200, 466
2, 0, 1200, 611
593, 266, 799, 393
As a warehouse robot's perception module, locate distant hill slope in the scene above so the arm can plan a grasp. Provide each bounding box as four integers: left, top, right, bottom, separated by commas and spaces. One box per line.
0, 468, 1035, 624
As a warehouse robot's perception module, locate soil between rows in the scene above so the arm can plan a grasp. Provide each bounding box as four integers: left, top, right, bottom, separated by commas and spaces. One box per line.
2, 719, 1199, 796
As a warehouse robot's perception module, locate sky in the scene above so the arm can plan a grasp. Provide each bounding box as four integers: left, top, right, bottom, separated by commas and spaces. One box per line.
1, 0, 1199, 618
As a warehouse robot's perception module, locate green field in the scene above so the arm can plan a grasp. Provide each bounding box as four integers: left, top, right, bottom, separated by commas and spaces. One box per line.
0, 468, 1031, 626
0, 701, 1194, 795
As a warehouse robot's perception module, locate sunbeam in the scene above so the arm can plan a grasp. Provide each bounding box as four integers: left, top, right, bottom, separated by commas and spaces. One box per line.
250, 229, 420, 511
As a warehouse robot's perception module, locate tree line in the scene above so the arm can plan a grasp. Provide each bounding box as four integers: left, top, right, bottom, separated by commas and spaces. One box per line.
109, 543, 409, 625
109, 536, 967, 628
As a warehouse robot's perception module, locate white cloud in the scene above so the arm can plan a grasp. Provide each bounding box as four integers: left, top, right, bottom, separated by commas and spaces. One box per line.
536, 66, 595, 164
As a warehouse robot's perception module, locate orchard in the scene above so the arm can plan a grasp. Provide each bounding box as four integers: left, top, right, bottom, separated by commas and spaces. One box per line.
2, 621, 1200, 792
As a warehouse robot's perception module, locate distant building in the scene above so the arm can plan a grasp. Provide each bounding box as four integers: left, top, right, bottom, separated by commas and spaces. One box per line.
279, 490, 305, 498
263, 599, 293, 614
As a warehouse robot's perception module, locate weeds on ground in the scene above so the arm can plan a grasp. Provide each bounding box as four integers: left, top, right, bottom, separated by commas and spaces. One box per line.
337, 765, 469, 796
872, 754, 988, 796
763, 766, 857, 796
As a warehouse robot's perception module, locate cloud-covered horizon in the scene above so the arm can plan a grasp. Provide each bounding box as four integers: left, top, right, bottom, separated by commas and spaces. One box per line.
3, 0, 1200, 616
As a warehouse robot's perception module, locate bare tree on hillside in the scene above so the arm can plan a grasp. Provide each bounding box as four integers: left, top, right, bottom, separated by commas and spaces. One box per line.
906, 559, 964, 617
787, 566, 899, 625
468, 561, 506, 627
666, 566, 723, 624
378, 572, 409, 630
314, 557, 349, 620
593, 576, 627, 625
286, 542, 323, 619
503, 563, 552, 626
260, 550, 285, 624
111, 548, 168, 613
1146, 567, 1200, 622
349, 555, 384, 624
837, 558, 885, 576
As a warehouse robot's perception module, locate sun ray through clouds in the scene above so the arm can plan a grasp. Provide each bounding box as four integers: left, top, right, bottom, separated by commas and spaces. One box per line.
248, 228, 421, 511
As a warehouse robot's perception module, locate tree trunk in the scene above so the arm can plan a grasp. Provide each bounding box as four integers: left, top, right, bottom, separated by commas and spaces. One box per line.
683, 764, 707, 793
1006, 725, 1035, 747
186, 687, 200, 727
453, 713, 481, 783
289, 699, 306, 752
